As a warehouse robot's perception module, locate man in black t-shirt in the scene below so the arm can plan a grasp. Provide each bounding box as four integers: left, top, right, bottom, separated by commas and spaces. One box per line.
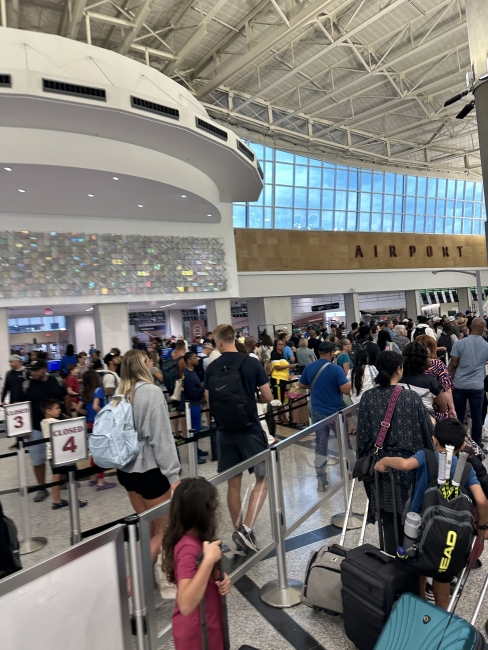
308, 329, 321, 356
356, 325, 382, 367
23, 359, 67, 503
1, 355, 28, 404
204, 323, 272, 554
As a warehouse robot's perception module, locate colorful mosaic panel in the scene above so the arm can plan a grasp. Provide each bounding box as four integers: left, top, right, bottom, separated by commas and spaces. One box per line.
0, 231, 227, 298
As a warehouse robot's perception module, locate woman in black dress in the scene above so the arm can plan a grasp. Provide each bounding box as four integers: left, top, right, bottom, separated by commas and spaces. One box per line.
356, 351, 434, 554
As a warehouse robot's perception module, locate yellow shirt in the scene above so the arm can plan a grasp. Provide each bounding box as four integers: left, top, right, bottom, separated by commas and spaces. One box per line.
271, 359, 290, 382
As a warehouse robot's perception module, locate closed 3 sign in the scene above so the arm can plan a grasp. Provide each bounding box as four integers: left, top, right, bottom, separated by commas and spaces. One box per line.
51, 417, 88, 468
5, 401, 32, 437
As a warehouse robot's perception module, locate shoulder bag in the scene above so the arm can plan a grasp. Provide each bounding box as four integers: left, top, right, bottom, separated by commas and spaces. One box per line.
353, 385, 403, 482
307, 361, 330, 416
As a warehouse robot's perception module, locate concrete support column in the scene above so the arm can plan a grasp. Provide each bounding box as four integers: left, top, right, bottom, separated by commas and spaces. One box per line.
94, 303, 130, 357
0, 309, 11, 394
166, 309, 184, 338
66, 314, 96, 354
466, 0, 488, 214
344, 293, 360, 327
247, 297, 292, 338
206, 298, 231, 332
457, 287, 471, 314
405, 290, 422, 320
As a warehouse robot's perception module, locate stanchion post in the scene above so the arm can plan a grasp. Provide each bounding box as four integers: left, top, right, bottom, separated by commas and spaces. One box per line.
331, 412, 363, 530
185, 401, 199, 478
68, 470, 81, 545
17, 438, 47, 554
260, 448, 302, 608
126, 515, 148, 650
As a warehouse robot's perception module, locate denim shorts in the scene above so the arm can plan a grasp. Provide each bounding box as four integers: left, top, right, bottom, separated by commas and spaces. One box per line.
28, 429, 47, 467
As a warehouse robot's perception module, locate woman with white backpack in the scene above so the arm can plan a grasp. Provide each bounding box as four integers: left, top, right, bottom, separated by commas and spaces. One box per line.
115, 350, 181, 565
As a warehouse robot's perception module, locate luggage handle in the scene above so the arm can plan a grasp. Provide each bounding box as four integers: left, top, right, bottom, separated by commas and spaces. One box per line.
339, 478, 369, 547
374, 468, 399, 552
363, 549, 393, 565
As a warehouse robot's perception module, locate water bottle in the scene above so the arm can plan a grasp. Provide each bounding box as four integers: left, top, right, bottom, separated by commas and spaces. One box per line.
398, 512, 421, 559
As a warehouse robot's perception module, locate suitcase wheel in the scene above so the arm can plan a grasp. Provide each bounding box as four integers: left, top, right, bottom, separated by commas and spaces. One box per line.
312, 606, 323, 613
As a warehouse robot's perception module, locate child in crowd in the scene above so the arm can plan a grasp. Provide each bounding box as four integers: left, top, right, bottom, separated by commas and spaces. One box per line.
64, 364, 80, 415
375, 418, 488, 610
41, 399, 87, 510
76, 370, 116, 491
180, 351, 207, 465
162, 478, 231, 650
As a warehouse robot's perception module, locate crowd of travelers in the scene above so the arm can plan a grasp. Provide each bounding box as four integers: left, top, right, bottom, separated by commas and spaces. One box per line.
3, 307, 488, 647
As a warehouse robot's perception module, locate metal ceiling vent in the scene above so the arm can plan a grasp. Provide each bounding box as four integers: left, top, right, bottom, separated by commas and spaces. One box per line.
0, 74, 12, 88
42, 79, 107, 101
131, 96, 179, 120
237, 140, 255, 162
195, 117, 228, 141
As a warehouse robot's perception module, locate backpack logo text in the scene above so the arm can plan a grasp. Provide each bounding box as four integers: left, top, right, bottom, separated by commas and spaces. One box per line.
438, 530, 457, 572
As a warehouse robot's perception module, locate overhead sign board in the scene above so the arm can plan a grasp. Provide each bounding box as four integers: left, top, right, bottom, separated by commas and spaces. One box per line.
311, 302, 340, 312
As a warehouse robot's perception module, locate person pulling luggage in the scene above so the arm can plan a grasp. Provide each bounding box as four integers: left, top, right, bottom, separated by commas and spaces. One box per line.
375, 418, 488, 610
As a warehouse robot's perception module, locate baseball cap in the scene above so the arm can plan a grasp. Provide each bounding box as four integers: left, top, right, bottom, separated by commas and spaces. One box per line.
29, 359, 47, 369
319, 341, 335, 354
9, 354, 21, 361
418, 315, 428, 324
432, 316, 441, 322
465, 310, 472, 315
448, 316, 455, 322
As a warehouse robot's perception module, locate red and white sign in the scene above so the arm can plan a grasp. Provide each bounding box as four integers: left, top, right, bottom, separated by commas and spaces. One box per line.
51, 417, 88, 467
5, 401, 32, 437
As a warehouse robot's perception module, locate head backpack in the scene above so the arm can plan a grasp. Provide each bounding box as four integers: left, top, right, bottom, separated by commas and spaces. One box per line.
89, 383, 143, 470
206, 353, 256, 431
410, 448, 475, 583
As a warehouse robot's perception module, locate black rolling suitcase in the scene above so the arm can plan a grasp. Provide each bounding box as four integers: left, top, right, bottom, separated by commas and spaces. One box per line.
341, 470, 419, 650
200, 556, 259, 650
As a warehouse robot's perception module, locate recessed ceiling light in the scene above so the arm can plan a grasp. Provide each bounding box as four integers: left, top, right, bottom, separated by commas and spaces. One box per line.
207, 214, 212, 217
138, 204, 143, 208
18, 189, 25, 193
4, 167, 12, 171
181, 195, 187, 198
113, 176, 119, 180
88, 194, 94, 197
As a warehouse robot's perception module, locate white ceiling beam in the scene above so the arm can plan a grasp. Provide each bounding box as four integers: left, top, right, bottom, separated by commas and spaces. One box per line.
118, 0, 152, 55
85, 10, 131, 26
164, 0, 231, 75
68, 0, 87, 39
272, 22, 466, 126
130, 44, 176, 60
231, 0, 409, 114
191, 0, 271, 78
194, 0, 352, 99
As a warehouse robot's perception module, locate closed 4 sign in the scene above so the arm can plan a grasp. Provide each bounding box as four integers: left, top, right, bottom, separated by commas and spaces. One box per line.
51, 417, 88, 468
5, 401, 32, 437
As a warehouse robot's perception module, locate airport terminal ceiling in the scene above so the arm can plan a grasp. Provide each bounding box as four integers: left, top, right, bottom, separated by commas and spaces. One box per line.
7, 0, 483, 177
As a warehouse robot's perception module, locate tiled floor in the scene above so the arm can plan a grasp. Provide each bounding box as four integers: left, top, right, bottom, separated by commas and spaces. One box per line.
2, 424, 488, 650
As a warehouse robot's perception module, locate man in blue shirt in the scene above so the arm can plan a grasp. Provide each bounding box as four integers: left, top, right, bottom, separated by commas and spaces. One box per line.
299, 341, 351, 491
449, 318, 488, 445
280, 333, 295, 363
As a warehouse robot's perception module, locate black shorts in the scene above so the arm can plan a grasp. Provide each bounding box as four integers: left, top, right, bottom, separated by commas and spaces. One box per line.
217, 426, 268, 477
50, 461, 76, 476
117, 467, 171, 500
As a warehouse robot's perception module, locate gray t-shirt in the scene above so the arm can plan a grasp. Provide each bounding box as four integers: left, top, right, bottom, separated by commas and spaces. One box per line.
451, 335, 488, 390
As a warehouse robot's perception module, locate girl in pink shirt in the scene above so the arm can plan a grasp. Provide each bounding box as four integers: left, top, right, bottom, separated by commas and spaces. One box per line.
162, 478, 231, 650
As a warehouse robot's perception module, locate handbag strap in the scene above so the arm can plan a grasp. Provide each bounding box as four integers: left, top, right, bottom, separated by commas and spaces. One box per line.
374, 385, 402, 451
311, 361, 329, 390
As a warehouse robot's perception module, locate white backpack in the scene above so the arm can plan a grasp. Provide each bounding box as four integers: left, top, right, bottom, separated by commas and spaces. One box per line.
89, 385, 142, 470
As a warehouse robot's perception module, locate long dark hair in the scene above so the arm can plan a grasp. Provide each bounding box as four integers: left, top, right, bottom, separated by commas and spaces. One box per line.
403, 341, 430, 375
82, 369, 101, 403
162, 478, 219, 584
375, 351, 404, 386
377, 329, 392, 352
350, 349, 369, 395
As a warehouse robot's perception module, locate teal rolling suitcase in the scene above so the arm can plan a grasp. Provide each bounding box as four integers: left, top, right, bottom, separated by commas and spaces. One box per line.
374, 573, 488, 650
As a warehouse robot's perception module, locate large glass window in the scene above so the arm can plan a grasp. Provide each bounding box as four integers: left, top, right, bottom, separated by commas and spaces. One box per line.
233, 141, 486, 233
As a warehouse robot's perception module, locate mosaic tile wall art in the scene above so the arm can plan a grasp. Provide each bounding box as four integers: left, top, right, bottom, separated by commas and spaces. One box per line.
0, 231, 228, 298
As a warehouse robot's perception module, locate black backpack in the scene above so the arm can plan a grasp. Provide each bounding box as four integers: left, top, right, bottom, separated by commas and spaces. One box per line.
349, 340, 365, 364
162, 356, 183, 393
437, 333, 453, 354
0, 502, 22, 578
206, 354, 256, 431
412, 449, 475, 582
